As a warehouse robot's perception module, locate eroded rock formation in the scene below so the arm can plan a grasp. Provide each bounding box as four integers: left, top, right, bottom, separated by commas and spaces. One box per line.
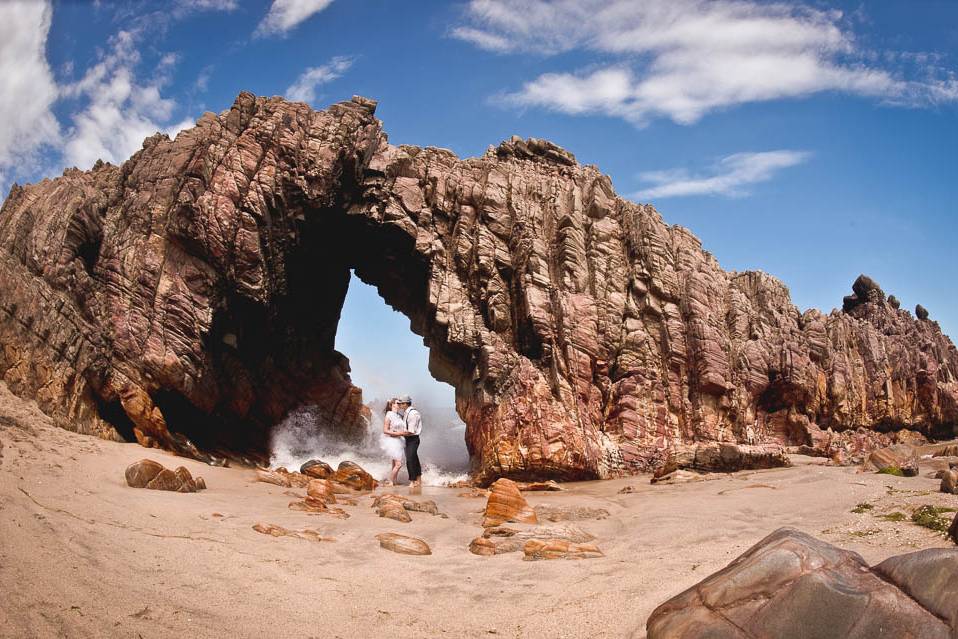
0, 93, 956, 481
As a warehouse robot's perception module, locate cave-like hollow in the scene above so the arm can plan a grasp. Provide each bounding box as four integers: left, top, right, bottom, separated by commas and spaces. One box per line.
114, 202, 478, 469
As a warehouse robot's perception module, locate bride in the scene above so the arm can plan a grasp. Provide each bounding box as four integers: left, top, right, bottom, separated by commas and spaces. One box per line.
380, 398, 405, 485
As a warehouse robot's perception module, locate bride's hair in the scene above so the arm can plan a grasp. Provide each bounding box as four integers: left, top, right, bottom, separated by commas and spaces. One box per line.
383, 398, 396, 415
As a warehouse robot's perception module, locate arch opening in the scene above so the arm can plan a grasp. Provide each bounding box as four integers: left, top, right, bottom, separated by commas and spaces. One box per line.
133, 201, 477, 477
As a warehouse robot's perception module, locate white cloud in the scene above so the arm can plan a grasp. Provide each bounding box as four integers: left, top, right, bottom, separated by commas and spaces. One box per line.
0, 0, 59, 188
255, 0, 334, 38
285, 56, 353, 103
174, 0, 238, 13
454, 0, 958, 125
633, 150, 811, 199
60, 29, 194, 169
178, 0, 238, 10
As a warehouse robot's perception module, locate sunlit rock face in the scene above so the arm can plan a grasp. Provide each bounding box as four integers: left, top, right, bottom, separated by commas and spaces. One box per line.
0, 93, 956, 478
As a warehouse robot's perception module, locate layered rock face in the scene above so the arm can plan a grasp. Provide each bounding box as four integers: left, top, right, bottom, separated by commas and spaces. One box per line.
0, 93, 956, 479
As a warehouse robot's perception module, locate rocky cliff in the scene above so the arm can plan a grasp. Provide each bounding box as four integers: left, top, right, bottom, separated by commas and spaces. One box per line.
0, 93, 955, 479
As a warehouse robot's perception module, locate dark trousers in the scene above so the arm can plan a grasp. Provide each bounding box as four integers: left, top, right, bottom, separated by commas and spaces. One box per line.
404, 435, 421, 481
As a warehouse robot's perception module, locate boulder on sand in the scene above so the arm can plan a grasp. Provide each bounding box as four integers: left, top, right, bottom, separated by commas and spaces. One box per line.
941, 469, 958, 494
864, 444, 919, 476
333, 461, 377, 491
300, 459, 334, 479
482, 478, 537, 527
125, 459, 200, 492
645, 527, 956, 639
306, 479, 337, 504
125, 459, 165, 488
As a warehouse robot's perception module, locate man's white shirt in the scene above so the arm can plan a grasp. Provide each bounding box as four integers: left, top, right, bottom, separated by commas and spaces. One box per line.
403, 407, 422, 435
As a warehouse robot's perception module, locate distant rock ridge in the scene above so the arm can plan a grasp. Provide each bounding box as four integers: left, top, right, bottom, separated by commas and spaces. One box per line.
0, 93, 955, 480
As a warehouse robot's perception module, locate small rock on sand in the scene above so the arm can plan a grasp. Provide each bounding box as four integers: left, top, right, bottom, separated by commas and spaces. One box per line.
375, 533, 431, 556
252, 523, 330, 542
534, 505, 609, 522
515, 480, 563, 492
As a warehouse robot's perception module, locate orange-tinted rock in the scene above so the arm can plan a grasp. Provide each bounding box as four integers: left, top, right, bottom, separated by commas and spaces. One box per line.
173, 466, 197, 493
300, 460, 334, 479
286, 472, 311, 488
468, 536, 498, 556
471, 524, 596, 556
256, 470, 292, 488
949, 512, 958, 544
306, 479, 337, 504
252, 523, 330, 542
459, 488, 490, 499
194, 476, 206, 490
375, 533, 431, 556
522, 539, 604, 560
125, 459, 165, 488
126, 459, 198, 492
482, 478, 537, 527
288, 498, 349, 519
516, 480, 563, 492
372, 494, 412, 522
146, 468, 182, 491
333, 461, 377, 491
534, 505, 609, 522
371, 493, 440, 521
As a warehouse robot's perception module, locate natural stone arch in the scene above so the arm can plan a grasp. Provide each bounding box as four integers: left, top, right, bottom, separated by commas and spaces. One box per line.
0, 93, 956, 482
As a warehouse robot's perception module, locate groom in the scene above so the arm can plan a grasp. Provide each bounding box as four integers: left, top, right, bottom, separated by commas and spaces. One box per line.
395, 395, 422, 487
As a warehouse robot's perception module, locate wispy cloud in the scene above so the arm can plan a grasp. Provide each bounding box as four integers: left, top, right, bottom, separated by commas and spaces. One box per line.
634, 151, 812, 200
0, 0, 59, 190
60, 30, 194, 169
454, 0, 958, 126
255, 0, 334, 38
285, 55, 353, 103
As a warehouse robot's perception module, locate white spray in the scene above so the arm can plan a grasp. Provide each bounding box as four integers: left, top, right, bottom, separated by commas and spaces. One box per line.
268, 403, 470, 486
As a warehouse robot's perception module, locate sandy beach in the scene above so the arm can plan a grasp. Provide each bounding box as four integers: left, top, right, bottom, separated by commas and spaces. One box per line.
1, 381, 953, 639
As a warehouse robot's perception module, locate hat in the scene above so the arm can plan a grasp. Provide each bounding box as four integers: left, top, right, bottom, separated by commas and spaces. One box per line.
396, 395, 412, 404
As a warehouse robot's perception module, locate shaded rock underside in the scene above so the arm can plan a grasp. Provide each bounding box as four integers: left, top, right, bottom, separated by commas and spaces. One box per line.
0, 93, 956, 480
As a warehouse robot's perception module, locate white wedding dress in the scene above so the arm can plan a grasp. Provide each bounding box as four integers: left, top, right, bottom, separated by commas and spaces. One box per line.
380, 411, 406, 461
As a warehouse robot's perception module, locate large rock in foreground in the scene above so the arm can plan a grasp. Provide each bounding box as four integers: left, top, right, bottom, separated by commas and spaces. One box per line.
645, 527, 957, 639
1, 92, 956, 480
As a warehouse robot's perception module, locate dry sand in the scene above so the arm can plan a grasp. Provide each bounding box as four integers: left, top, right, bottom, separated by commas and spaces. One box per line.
1, 381, 954, 639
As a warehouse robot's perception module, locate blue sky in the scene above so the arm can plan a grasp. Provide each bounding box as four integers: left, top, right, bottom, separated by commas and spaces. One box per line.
2, 0, 956, 408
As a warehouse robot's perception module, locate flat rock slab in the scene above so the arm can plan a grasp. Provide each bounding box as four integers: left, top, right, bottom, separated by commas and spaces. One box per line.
522, 539, 603, 561
375, 533, 431, 556
252, 523, 332, 543
645, 527, 955, 639
470, 524, 596, 556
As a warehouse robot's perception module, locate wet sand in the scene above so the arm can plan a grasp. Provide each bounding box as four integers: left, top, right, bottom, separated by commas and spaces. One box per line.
1, 382, 953, 639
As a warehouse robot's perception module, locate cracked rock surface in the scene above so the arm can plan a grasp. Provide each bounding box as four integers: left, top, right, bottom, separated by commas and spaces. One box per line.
0, 93, 956, 480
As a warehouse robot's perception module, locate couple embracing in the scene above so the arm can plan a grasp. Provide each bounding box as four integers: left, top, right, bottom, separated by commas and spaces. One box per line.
380, 395, 423, 487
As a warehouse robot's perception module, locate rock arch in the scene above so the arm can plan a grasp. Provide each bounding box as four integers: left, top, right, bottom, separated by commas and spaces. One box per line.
0, 94, 956, 480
